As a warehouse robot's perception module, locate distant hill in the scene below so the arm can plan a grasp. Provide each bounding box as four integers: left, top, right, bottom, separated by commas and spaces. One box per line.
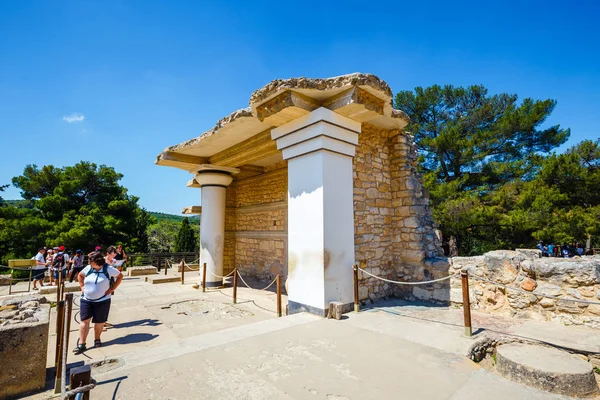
4, 199, 34, 209
149, 211, 199, 224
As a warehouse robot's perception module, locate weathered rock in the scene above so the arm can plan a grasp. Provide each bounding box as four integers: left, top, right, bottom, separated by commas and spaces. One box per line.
483, 250, 523, 284
449, 256, 484, 274
520, 278, 537, 292
539, 298, 555, 308
412, 287, 432, 300
496, 343, 599, 398
533, 283, 562, 297
0, 310, 18, 319
587, 304, 600, 315
515, 249, 542, 259
556, 296, 587, 314
534, 258, 600, 286
507, 290, 537, 309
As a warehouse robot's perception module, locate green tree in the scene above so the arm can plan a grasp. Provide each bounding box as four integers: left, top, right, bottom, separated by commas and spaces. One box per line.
394, 85, 570, 255
147, 219, 180, 253
2, 162, 150, 260
174, 217, 197, 252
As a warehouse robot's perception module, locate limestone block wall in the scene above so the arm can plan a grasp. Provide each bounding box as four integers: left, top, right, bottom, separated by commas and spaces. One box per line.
353, 124, 444, 302
447, 251, 600, 329
0, 295, 50, 399
224, 163, 287, 280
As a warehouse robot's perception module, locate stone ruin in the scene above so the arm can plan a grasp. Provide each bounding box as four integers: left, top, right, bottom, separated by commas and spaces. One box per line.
445, 250, 600, 328
0, 294, 51, 398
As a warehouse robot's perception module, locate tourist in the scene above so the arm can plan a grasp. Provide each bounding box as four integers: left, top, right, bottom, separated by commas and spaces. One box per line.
52, 246, 68, 283
32, 247, 48, 290
547, 243, 555, 258
114, 244, 127, 271
103, 246, 118, 328
48, 247, 58, 285
73, 251, 123, 354
576, 243, 584, 256
69, 249, 85, 282
537, 240, 544, 253
562, 244, 570, 258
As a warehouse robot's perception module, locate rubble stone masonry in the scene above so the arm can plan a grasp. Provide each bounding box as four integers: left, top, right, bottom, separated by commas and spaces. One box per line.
221, 125, 444, 300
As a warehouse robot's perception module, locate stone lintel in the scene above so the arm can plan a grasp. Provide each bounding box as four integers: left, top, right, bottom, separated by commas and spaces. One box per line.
322, 86, 385, 122
155, 151, 208, 172
182, 206, 202, 215
255, 90, 320, 126
209, 129, 278, 168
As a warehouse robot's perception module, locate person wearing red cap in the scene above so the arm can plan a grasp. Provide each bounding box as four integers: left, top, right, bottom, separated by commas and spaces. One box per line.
52, 246, 68, 283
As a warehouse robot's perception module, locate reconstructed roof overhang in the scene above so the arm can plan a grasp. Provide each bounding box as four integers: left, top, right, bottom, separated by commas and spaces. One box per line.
156, 73, 408, 172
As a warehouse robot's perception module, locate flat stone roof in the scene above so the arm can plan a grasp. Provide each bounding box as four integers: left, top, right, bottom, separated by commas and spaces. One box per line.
156, 73, 409, 171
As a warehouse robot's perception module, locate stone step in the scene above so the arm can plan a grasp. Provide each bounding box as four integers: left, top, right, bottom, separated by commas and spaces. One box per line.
127, 266, 158, 277
39, 282, 81, 295
144, 275, 181, 284
496, 343, 599, 397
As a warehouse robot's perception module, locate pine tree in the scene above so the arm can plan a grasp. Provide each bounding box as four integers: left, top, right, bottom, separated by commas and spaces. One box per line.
174, 217, 197, 252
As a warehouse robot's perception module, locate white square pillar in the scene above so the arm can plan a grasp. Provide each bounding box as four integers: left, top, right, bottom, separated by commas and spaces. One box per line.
272, 107, 361, 315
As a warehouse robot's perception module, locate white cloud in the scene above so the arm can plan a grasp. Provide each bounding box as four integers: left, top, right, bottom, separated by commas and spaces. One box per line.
63, 113, 85, 123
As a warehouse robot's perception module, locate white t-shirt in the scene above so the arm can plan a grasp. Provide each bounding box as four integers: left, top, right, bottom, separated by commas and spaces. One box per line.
34, 252, 46, 270
80, 264, 121, 302
62, 254, 70, 270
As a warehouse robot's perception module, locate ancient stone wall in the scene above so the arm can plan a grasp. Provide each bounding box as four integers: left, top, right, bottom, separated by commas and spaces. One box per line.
224, 163, 287, 280
447, 251, 600, 329
353, 124, 444, 302
0, 295, 50, 399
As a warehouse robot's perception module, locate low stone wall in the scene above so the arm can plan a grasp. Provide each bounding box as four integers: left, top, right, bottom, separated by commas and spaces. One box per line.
0, 294, 51, 398
446, 250, 600, 329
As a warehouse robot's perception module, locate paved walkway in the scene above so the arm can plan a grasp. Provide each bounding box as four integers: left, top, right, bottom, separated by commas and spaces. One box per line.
12, 276, 599, 399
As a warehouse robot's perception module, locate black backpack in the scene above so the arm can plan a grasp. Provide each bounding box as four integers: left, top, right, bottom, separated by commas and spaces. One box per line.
53, 253, 65, 270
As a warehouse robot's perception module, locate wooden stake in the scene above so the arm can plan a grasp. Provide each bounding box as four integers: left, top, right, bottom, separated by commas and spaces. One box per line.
461, 270, 472, 337
353, 264, 359, 312
202, 262, 207, 292
180, 260, 185, 284
164, 259, 168, 276
54, 299, 65, 390
70, 364, 91, 400
233, 269, 238, 304
27, 267, 32, 292
276, 274, 282, 317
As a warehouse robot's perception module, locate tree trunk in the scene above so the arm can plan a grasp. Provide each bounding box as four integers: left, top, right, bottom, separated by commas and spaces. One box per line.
449, 236, 458, 257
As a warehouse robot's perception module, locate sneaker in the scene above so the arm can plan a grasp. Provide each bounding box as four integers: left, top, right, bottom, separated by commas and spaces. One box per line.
33, 287, 38, 290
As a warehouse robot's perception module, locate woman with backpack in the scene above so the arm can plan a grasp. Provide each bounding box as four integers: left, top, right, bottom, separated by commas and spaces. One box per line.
73, 251, 123, 354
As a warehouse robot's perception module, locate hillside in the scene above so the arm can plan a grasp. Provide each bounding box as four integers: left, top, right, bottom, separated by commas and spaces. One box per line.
149, 211, 200, 224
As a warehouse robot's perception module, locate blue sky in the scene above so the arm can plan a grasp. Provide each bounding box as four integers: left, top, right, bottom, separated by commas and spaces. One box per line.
1, 0, 598, 214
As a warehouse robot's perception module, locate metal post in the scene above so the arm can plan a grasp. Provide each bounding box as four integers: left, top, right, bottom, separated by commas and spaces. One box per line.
461, 270, 472, 337
164, 259, 168, 276
202, 262, 207, 293
353, 264, 359, 312
276, 275, 282, 318
233, 269, 238, 304
28, 267, 32, 292
181, 260, 185, 285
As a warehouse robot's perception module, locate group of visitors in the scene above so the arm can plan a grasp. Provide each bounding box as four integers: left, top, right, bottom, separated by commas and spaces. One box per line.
537, 241, 587, 258
32, 244, 128, 354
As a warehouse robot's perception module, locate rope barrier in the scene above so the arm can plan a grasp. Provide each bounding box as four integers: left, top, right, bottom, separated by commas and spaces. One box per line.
469, 275, 600, 306
357, 266, 459, 285
206, 268, 236, 280
64, 379, 97, 398
210, 288, 278, 314
235, 271, 278, 291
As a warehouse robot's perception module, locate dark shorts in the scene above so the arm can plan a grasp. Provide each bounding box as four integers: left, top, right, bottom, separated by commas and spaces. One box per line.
33, 269, 45, 280
53, 270, 67, 280
70, 267, 84, 281
80, 298, 111, 323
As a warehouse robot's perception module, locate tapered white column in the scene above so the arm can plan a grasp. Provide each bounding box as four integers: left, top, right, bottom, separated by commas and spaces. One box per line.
193, 165, 238, 287
272, 107, 361, 315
